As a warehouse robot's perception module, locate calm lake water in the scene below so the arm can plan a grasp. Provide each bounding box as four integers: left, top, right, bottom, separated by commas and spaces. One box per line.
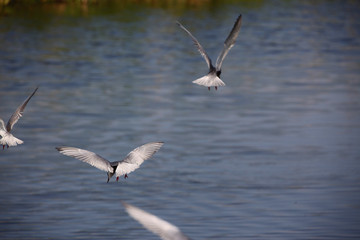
0, 0, 360, 239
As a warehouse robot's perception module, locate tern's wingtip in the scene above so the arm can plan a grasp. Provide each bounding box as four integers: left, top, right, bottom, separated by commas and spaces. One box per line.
121, 201, 130, 208
55, 146, 66, 152
176, 21, 184, 28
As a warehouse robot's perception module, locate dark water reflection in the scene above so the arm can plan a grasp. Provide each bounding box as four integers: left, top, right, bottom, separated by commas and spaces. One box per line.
1, 1, 360, 239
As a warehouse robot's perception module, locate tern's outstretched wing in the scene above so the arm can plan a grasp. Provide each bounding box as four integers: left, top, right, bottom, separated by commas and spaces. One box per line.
56, 146, 113, 173
177, 21, 214, 70
6, 87, 38, 132
122, 202, 191, 240
115, 142, 164, 177
215, 15, 242, 71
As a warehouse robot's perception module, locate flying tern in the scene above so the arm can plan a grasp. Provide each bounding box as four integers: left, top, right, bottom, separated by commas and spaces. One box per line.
56, 142, 164, 182
0, 87, 38, 149
177, 15, 242, 90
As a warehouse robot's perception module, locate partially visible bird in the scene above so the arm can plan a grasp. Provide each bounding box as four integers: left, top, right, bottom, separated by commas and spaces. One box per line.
177, 14, 242, 91
56, 142, 164, 182
122, 201, 191, 240
0, 87, 38, 149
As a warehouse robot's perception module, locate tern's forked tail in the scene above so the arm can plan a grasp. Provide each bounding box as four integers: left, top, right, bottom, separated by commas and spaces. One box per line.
0, 133, 23, 148
192, 74, 225, 88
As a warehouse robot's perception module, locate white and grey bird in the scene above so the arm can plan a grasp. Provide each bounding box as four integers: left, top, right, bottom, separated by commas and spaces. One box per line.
0, 87, 38, 149
56, 142, 164, 182
177, 14, 242, 91
122, 201, 191, 240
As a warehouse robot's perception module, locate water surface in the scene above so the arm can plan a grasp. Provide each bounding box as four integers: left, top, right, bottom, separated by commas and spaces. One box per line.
0, 1, 360, 239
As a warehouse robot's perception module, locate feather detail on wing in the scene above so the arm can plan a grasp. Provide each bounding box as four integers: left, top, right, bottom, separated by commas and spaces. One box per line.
215, 14, 242, 71
177, 21, 214, 70
115, 162, 138, 176
122, 202, 190, 240
0, 119, 6, 132
56, 146, 113, 173
6, 87, 38, 132
115, 142, 164, 176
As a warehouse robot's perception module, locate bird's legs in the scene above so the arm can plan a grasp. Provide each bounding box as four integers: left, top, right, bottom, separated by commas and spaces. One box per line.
207, 87, 218, 91
116, 174, 128, 182
2, 145, 4, 150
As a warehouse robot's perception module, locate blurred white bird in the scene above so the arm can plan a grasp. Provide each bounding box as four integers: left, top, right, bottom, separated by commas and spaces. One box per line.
177, 14, 242, 91
122, 201, 191, 240
0, 87, 38, 149
56, 142, 164, 182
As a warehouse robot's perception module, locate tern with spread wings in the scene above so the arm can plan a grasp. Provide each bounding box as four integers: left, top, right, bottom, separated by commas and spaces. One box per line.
0, 87, 38, 149
177, 15, 242, 90
56, 142, 164, 182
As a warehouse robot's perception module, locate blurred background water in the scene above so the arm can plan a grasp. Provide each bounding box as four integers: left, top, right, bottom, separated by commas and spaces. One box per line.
0, 0, 360, 239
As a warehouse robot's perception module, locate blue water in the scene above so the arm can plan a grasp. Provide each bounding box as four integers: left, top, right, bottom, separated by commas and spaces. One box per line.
0, 1, 360, 239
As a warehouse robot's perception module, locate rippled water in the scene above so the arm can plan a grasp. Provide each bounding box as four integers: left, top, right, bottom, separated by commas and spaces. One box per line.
0, 1, 360, 239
